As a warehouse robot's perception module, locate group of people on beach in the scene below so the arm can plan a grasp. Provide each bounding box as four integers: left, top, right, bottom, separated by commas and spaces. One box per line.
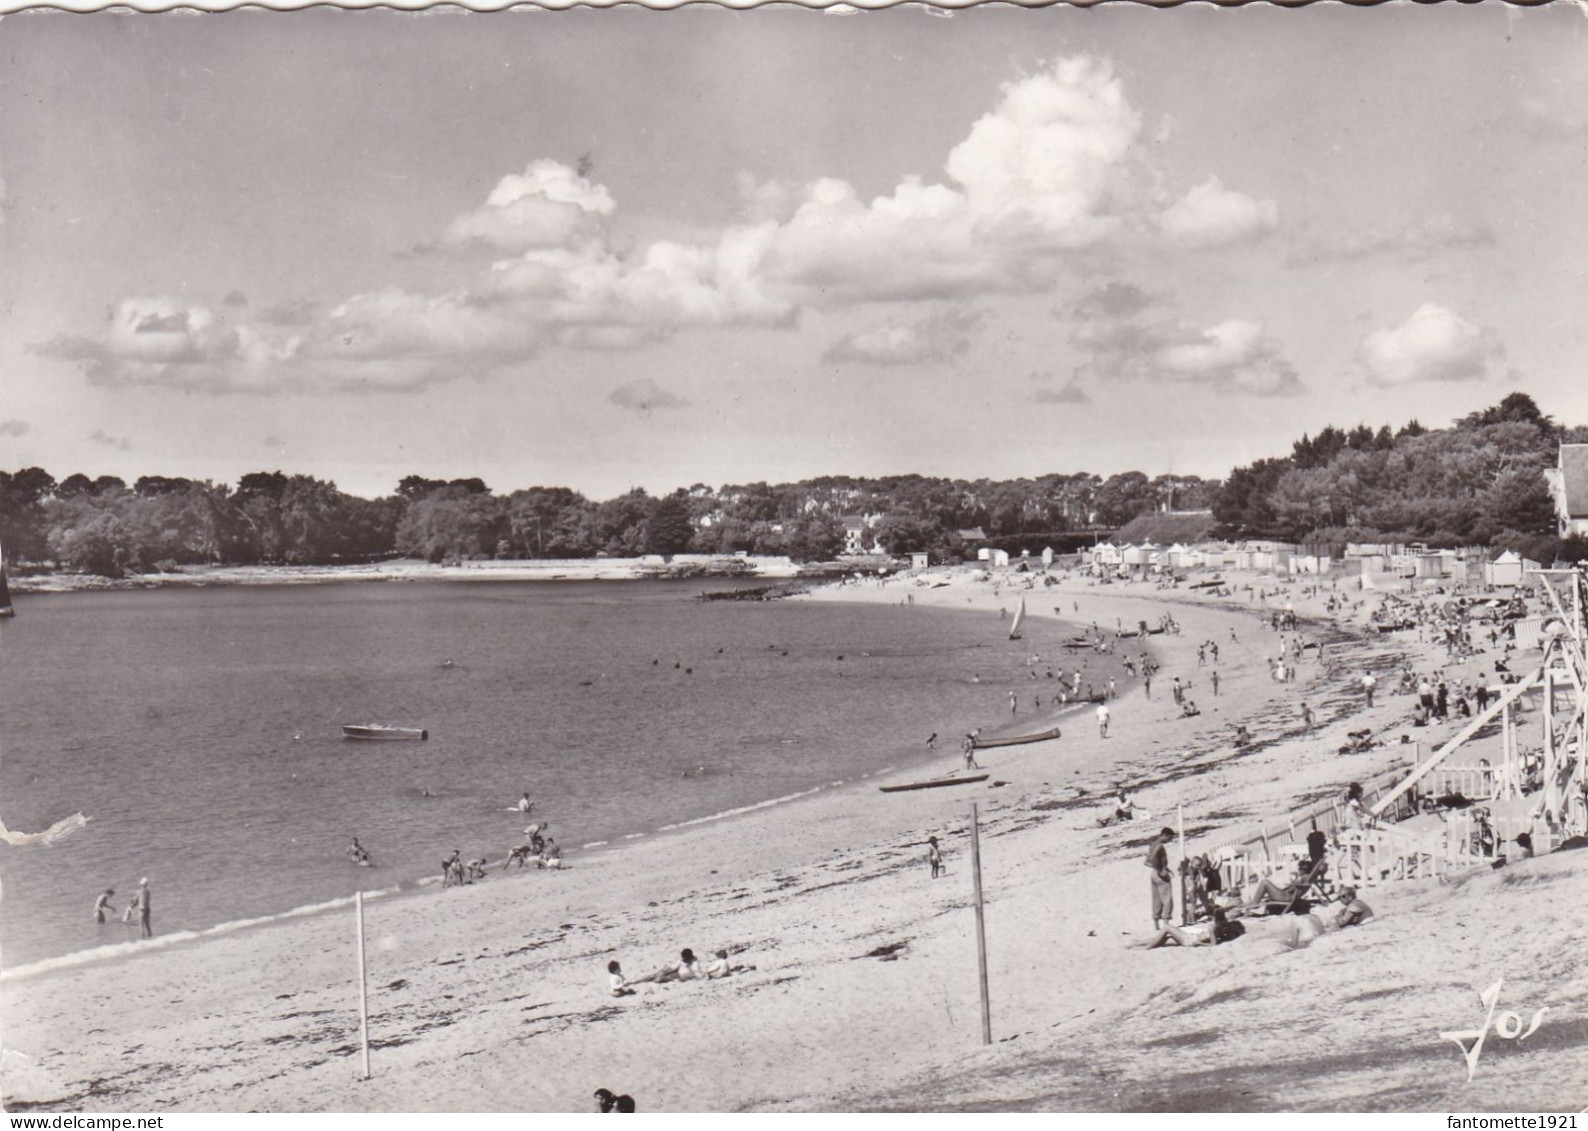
606, 948, 750, 996
92, 877, 152, 938
1140, 824, 1376, 950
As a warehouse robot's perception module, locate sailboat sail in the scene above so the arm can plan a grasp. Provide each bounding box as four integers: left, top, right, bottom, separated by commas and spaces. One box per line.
1009, 596, 1026, 639
0, 538, 14, 618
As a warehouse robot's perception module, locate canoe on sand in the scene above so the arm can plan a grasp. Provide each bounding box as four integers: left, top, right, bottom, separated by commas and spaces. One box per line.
971, 726, 1062, 750
879, 774, 989, 794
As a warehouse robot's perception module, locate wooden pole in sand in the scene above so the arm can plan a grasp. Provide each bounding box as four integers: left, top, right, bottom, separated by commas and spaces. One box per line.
1178, 803, 1189, 925
969, 802, 991, 1046
356, 890, 371, 1081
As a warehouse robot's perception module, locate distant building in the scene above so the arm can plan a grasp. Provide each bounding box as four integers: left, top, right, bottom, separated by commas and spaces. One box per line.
1543, 443, 1588, 538
840, 514, 885, 556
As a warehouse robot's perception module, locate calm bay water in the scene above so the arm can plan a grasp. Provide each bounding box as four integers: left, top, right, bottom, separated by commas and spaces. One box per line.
0, 579, 1092, 969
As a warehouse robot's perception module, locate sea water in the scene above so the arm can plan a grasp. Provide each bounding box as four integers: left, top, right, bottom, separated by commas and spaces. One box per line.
0, 579, 1093, 969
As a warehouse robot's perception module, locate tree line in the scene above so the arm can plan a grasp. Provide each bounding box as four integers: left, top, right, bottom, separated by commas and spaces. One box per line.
2, 393, 1580, 576
1214, 392, 1588, 564
0, 465, 1214, 576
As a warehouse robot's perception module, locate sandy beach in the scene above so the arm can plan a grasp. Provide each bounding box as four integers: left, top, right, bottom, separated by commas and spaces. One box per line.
2, 568, 1583, 1113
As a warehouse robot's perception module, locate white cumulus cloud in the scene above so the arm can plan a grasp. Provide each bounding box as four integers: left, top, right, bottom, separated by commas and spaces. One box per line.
766, 57, 1146, 302
1159, 176, 1278, 250
1357, 304, 1505, 386
1074, 308, 1303, 398
440, 159, 615, 254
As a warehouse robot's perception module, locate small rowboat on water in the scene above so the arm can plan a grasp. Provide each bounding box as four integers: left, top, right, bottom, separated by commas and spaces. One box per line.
342, 724, 429, 741
879, 774, 989, 794
971, 726, 1062, 750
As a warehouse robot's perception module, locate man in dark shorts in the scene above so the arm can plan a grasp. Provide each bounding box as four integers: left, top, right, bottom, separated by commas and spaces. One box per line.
1146, 827, 1176, 930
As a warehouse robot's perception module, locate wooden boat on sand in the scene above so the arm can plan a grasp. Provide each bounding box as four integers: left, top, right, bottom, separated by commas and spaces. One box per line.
342, 724, 429, 741
971, 725, 1062, 750
879, 774, 989, 794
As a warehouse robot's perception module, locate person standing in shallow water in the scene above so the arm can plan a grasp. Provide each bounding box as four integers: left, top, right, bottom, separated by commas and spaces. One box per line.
93, 888, 116, 925
136, 878, 152, 939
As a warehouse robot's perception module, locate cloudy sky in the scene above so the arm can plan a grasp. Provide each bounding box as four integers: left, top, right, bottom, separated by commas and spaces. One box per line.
2, 7, 1585, 499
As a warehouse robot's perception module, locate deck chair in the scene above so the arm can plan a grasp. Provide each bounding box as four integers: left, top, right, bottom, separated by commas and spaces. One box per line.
1274, 856, 1334, 915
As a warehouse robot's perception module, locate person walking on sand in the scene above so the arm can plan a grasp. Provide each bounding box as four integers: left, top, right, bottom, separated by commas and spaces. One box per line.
927, 835, 944, 879
963, 734, 981, 770
1096, 702, 1111, 739
1146, 827, 1176, 930
93, 888, 116, 925
1361, 670, 1376, 707
136, 878, 152, 939
1210, 670, 1220, 697
1143, 672, 1152, 699
1300, 702, 1315, 728
1107, 677, 1117, 701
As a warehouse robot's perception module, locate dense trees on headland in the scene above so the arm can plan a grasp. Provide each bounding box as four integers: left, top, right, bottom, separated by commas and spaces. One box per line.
2, 394, 1582, 576
1216, 393, 1587, 565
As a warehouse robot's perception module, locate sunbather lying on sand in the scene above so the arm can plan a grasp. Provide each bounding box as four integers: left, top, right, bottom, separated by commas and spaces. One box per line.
632, 947, 704, 984
1146, 909, 1245, 948
1282, 888, 1376, 949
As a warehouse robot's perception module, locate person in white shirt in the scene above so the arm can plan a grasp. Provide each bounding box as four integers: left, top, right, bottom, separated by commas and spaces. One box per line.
1096, 703, 1111, 738
607, 960, 635, 997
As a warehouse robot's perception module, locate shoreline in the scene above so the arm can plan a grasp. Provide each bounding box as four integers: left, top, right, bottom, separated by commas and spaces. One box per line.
1, 581, 1120, 981
5, 555, 828, 596
4, 567, 1580, 1112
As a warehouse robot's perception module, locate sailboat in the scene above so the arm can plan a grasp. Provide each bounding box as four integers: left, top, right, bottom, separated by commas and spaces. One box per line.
1008, 596, 1025, 640
0, 538, 15, 618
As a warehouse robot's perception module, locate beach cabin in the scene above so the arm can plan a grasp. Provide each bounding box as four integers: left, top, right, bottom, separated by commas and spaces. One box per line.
988, 548, 1011, 568
910, 551, 930, 572
1487, 550, 1524, 588
1041, 546, 1055, 568
1090, 542, 1124, 569
1414, 553, 1445, 580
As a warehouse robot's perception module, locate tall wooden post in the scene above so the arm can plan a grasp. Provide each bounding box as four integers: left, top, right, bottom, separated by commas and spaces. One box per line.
969, 803, 991, 1046
1178, 802, 1189, 925
356, 891, 371, 1081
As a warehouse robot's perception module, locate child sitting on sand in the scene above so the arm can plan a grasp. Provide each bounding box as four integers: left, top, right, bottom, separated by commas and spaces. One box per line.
607, 960, 635, 997
705, 949, 756, 979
